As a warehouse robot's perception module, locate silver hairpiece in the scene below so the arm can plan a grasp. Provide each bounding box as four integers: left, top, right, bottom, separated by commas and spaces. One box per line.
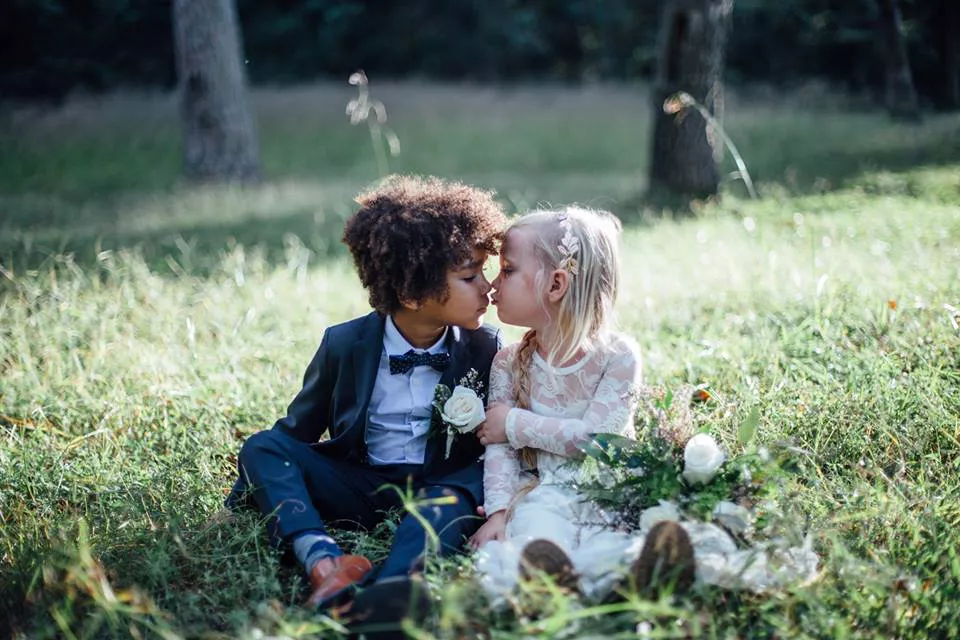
556, 214, 580, 275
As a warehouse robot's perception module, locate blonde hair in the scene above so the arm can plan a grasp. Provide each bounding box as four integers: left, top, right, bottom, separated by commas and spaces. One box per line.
507, 206, 623, 470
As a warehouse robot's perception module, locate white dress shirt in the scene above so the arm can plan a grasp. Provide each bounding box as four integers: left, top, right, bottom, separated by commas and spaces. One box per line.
364, 315, 448, 465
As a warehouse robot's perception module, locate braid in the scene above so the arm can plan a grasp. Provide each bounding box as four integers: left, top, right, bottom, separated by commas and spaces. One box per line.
511, 329, 540, 471
504, 329, 541, 523
512, 329, 536, 410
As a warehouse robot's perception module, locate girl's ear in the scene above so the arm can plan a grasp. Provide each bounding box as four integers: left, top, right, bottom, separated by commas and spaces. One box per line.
547, 269, 571, 303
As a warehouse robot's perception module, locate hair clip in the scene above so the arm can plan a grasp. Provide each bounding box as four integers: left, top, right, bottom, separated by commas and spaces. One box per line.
557, 216, 580, 276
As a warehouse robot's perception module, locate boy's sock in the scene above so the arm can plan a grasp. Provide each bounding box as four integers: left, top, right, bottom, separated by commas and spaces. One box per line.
292, 530, 344, 574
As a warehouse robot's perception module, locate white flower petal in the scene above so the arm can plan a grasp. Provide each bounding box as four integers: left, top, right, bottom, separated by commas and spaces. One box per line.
441, 385, 485, 433
683, 433, 725, 485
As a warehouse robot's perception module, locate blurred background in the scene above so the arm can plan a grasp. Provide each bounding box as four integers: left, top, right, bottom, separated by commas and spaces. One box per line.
2, 0, 958, 107
2, 0, 957, 258
2, 0, 959, 280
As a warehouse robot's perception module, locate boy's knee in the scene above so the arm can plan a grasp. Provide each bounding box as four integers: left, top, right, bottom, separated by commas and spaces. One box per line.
238, 429, 288, 466
413, 488, 479, 536
417, 487, 473, 515
382, 489, 479, 575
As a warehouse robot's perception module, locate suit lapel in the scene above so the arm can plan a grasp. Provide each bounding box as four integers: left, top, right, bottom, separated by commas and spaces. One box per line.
439, 326, 470, 390
351, 313, 385, 434
426, 326, 472, 465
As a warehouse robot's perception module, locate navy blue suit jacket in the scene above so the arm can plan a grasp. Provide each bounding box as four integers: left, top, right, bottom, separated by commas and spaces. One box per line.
233, 312, 501, 507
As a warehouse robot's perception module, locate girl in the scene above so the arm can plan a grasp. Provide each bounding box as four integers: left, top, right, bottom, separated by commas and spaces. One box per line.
468, 206, 665, 599
469, 206, 819, 601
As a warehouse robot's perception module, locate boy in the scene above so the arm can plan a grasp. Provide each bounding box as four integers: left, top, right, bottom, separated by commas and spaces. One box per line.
228, 176, 506, 611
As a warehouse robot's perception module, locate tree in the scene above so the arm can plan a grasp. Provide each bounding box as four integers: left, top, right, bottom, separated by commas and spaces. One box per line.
938, 0, 959, 109
875, 0, 920, 120
172, 0, 260, 182
649, 0, 733, 200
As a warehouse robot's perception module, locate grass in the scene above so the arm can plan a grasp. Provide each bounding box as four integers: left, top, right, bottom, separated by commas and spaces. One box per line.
1, 81, 959, 638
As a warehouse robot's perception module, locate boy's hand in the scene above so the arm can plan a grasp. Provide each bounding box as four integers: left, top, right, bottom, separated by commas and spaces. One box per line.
468, 509, 507, 550
477, 403, 509, 445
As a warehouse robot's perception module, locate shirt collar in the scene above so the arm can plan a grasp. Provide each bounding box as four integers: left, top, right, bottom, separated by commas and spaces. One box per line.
384, 315, 448, 357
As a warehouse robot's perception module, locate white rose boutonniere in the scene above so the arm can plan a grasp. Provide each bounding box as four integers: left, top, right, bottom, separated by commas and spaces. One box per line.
441, 386, 486, 434
682, 433, 725, 485
432, 369, 485, 459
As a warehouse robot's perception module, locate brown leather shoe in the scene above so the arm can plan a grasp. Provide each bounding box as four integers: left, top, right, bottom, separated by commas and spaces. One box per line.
306, 555, 373, 609
631, 521, 696, 597
519, 538, 580, 592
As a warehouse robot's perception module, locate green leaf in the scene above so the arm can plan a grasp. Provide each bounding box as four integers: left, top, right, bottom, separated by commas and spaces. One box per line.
433, 383, 452, 403
591, 432, 638, 450
576, 432, 640, 463
738, 406, 760, 446
662, 388, 674, 410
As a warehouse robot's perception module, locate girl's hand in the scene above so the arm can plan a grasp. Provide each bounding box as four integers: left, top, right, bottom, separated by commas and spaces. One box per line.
477, 403, 510, 445
468, 509, 507, 550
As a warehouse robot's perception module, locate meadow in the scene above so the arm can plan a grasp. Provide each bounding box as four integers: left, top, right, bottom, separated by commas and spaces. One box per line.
1, 82, 959, 638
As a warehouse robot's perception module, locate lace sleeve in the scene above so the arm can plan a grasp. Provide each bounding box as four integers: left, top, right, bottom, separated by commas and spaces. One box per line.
483, 347, 523, 515
505, 339, 642, 457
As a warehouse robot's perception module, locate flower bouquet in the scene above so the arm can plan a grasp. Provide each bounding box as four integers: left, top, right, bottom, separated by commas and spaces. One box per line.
579, 386, 820, 593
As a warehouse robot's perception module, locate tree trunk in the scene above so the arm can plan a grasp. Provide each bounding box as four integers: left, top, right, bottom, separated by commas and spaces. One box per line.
172, 0, 260, 182
649, 0, 732, 200
876, 0, 921, 120
939, 0, 959, 109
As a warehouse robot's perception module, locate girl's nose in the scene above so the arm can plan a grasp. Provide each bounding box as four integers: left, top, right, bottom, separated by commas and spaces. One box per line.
480, 273, 493, 296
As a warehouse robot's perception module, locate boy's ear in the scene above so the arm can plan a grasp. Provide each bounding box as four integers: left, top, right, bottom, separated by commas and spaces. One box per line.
546, 269, 570, 303
399, 297, 422, 311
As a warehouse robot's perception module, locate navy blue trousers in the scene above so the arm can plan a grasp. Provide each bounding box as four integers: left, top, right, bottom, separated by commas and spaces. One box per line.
235, 430, 481, 580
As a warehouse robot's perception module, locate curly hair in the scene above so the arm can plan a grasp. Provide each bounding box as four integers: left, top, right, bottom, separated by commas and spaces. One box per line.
342, 175, 507, 314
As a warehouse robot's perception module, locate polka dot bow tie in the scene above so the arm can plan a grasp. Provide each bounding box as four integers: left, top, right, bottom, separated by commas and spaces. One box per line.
388, 349, 451, 375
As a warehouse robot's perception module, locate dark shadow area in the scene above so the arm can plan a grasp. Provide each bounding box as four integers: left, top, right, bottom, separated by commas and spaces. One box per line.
612, 186, 715, 221
736, 120, 960, 196
0, 202, 354, 285
614, 113, 960, 218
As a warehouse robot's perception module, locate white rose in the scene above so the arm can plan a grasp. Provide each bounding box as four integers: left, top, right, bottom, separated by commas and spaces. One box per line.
638, 500, 681, 531
440, 386, 485, 433
712, 501, 753, 535
682, 433, 725, 485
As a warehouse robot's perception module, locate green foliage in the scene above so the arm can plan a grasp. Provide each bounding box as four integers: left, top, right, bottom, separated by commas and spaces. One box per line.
738, 405, 760, 447
577, 402, 794, 526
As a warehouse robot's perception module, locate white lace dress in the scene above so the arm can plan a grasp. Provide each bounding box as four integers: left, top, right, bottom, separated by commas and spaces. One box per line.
475, 333, 645, 599
474, 334, 820, 600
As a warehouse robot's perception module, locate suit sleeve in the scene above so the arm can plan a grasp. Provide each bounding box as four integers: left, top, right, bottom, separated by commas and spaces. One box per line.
272, 329, 335, 443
